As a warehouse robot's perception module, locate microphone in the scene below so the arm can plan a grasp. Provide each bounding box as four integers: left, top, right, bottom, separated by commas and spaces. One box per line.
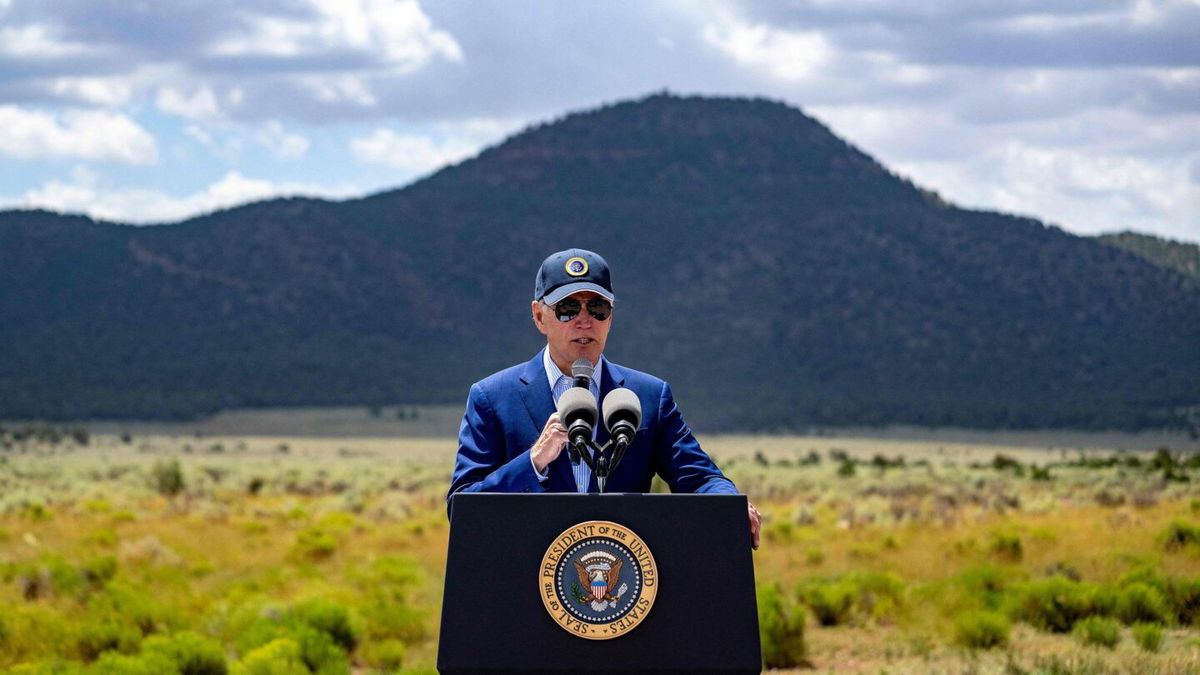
556, 387, 598, 459
602, 388, 641, 473
571, 359, 594, 389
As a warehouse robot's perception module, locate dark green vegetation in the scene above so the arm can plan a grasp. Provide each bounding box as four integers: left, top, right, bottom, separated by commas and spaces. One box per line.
3, 94, 1199, 430
1099, 231, 1200, 282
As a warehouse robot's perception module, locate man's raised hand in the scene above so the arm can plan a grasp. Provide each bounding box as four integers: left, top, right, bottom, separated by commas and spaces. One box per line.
531, 412, 568, 473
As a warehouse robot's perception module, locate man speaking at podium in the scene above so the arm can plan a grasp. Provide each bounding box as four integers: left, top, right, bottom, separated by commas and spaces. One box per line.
448, 248, 762, 549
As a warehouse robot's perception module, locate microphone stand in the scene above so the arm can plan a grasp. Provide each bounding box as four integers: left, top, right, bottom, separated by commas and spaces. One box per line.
570, 438, 625, 494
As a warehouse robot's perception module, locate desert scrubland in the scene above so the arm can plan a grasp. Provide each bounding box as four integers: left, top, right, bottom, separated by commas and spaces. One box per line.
2, 422, 1200, 674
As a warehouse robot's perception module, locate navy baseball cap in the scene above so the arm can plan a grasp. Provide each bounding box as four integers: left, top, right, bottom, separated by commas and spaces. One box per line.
534, 248, 615, 305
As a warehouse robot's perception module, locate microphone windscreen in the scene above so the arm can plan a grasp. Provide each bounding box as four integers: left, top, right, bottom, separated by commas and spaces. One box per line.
602, 387, 642, 430
557, 386, 598, 425
571, 359, 594, 380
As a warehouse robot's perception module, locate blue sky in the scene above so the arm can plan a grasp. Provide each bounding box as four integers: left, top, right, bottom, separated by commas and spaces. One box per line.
0, 0, 1197, 242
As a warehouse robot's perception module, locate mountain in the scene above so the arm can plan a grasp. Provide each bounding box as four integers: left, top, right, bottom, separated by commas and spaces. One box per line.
2, 94, 1198, 431
1097, 231, 1200, 282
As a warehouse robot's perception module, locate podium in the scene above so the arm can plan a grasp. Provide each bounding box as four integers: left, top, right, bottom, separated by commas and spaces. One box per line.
438, 493, 761, 674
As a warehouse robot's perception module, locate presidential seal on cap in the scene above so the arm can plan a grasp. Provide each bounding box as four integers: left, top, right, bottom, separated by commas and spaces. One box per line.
539, 520, 657, 640
534, 249, 615, 305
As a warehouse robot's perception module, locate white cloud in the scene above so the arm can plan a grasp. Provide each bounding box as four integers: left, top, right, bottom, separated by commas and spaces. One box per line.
701, 14, 832, 81
156, 85, 223, 121
6, 167, 357, 224
0, 24, 97, 58
893, 143, 1200, 240
349, 128, 478, 171
47, 77, 134, 106
298, 73, 378, 107
0, 106, 157, 164
211, 0, 462, 70
256, 121, 310, 160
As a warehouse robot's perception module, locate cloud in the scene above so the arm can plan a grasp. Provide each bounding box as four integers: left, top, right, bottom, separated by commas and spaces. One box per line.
0, 23, 99, 58
0, 105, 157, 164
208, 0, 463, 69
891, 142, 1200, 241
349, 128, 476, 171
5, 166, 357, 224
348, 117, 520, 172
47, 76, 134, 106
156, 85, 223, 120
701, 16, 832, 81
0, 0, 462, 119
256, 121, 310, 159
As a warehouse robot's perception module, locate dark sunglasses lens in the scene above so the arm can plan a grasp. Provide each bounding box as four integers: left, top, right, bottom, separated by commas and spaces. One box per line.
586, 299, 611, 321
554, 298, 581, 322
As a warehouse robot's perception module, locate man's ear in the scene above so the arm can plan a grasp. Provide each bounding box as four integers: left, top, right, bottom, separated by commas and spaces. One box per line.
531, 301, 549, 335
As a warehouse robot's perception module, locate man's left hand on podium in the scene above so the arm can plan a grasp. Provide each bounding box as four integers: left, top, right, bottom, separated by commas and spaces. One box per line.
748, 501, 762, 550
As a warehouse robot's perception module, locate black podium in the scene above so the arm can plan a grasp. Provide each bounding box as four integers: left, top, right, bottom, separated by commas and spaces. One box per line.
438, 493, 761, 674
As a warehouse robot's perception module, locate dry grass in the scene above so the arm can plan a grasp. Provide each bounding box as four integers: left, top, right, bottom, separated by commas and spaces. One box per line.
2, 430, 1200, 672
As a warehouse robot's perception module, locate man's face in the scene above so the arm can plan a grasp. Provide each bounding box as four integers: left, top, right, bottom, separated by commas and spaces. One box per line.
531, 291, 613, 373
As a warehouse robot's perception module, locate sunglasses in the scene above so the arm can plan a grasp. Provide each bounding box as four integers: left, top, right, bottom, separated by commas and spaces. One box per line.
551, 297, 612, 322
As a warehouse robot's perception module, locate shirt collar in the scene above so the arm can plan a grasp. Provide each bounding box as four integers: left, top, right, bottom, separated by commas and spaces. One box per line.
543, 347, 604, 398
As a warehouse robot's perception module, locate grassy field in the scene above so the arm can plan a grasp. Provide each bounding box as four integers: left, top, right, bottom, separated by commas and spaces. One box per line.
2, 423, 1200, 674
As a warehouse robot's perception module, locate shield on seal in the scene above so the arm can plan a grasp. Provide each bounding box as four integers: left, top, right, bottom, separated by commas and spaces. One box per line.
591, 575, 608, 601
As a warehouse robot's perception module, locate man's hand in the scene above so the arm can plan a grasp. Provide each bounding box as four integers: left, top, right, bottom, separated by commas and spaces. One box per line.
748, 500, 762, 550
531, 412, 568, 473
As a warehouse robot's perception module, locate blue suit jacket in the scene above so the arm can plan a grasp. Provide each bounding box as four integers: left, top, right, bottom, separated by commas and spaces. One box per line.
448, 350, 738, 502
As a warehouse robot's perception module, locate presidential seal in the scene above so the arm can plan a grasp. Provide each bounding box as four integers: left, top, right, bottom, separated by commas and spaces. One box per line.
564, 256, 589, 277
539, 520, 658, 640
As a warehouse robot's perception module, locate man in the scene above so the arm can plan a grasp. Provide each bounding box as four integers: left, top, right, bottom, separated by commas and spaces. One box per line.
448, 248, 762, 548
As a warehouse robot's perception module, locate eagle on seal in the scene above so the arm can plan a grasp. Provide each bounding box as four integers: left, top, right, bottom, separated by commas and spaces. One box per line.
574, 559, 623, 602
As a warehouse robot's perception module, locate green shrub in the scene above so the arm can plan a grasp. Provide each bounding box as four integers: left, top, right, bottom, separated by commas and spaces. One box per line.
151, 460, 185, 497
1160, 521, 1200, 551
21, 502, 54, 521
1131, 622, 1162, 652
237, 608, 351, 675
359, 600, 427, 642
291, 527, 337, 560
1030, 465, 1052, 481
231, 638, 308, 675
958, 564, 1015, 611
288, 624, 348, 675
1073, 616, 1120, 648
91, 651, 174, 674
88, 583, 174, 635
76, 620, 142, 660
1008, 576, 1103, 632
1167, 577, 1200, 625
756, 582, 806, 669
82, 555, 118, 588
361, 638, 406, 671
989, 533, 1023, 562
140, 631, 227, 675
1117, 566, 1166, 593
799, 572, 904, 626
803, 581, 855, 626
290, 598, 362, 652
1114, 583, 1170, 625
953, 610, 1010, 649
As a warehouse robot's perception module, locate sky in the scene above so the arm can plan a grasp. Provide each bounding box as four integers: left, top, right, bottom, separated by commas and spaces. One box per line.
0, 0, 1197, 243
